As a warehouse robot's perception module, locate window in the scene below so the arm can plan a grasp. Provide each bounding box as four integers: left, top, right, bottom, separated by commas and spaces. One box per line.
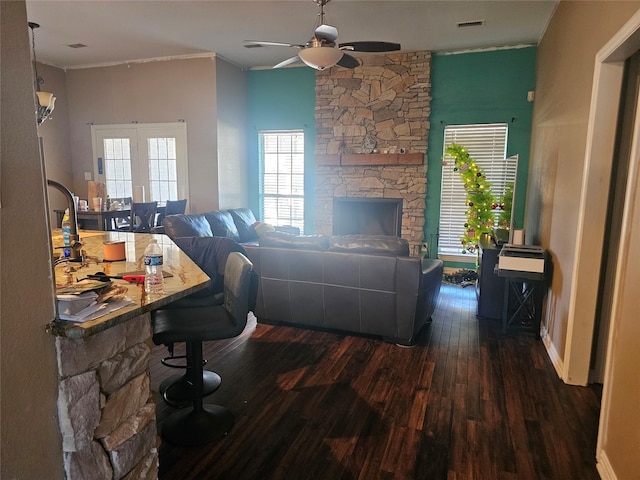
438, 123, 515, 256
258, 130, 305, 233
102, 137, 134, 199
148, 137, 179, 203
91, 123, 188, 204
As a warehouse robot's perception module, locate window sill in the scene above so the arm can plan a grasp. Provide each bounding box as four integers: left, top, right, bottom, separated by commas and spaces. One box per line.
438, 252, 478, 264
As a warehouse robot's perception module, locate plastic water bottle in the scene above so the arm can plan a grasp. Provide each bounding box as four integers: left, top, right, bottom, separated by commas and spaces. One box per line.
144, 239, 164, 294
61, 208, 71, 258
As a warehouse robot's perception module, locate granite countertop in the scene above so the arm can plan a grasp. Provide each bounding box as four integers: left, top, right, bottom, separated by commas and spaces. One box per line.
49, 230, 210, 338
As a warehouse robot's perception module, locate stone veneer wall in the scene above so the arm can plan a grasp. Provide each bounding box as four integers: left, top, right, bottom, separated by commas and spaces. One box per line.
55, 314, 158, 480
314, 51, 431, 255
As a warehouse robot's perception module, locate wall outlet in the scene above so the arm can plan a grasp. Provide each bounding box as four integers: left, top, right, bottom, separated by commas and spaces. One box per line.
421, 242, 428, 252
84, 172, 92, 181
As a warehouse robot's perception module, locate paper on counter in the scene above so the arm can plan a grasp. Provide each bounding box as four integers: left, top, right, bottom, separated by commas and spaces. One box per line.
58, 298, 135, 323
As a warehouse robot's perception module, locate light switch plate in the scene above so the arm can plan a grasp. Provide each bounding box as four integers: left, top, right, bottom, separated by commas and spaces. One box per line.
84, 172, 92, 180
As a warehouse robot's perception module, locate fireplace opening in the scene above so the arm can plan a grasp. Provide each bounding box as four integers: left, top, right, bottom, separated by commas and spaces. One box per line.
333, 197, 403, 237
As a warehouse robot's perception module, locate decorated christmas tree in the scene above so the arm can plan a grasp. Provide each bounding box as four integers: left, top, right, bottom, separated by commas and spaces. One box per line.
445, 144, 497, 254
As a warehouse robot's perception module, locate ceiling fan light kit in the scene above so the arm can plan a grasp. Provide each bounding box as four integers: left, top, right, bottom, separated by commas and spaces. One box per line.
298, 46, 343, 70
244, 0, 400, 71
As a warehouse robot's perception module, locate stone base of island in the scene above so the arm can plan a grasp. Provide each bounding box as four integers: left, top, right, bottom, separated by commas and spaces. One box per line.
50, 230, 211, 480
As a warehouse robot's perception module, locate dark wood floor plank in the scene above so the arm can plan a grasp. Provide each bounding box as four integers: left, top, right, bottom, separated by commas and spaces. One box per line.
152, 283, 602, 480
448, 383, 469, 477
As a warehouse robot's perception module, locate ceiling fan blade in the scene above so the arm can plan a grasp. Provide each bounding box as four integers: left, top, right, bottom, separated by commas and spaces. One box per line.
273, 56, 303, 69
315, 24, 338, 43
339, 41, 401, 52
337, 53, 360, 69
244, 40, 304, 49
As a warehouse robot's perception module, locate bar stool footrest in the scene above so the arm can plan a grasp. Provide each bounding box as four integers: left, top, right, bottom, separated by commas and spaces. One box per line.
159, 371, 222, 408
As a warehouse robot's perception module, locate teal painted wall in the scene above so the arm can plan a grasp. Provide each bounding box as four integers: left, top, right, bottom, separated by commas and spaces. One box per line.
425, 46, 536, 267
246, 49, 535, 247
247, 67, 316, 231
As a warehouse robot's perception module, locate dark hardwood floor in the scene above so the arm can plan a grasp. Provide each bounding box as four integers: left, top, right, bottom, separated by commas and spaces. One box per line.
150, 283, 602, 480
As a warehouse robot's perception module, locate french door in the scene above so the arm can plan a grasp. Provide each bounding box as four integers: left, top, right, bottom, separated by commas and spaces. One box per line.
91, 123, 189, 204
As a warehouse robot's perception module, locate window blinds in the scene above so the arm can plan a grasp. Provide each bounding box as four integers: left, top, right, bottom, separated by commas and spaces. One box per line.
259, 130, 305, 233
438, 124, 512, 255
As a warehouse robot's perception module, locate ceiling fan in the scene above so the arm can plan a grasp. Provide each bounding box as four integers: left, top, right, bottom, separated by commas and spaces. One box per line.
244, 0, 400, 70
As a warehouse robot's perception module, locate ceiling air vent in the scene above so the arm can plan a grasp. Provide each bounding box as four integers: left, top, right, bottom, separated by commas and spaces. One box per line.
457, 20, 485, 28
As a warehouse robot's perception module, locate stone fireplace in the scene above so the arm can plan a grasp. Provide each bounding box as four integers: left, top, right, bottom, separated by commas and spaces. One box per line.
313, 51, 431, 255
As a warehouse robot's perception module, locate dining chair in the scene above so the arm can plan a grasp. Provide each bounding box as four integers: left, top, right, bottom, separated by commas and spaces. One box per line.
156, 198, 187, 227
112, 196, 132, 206
128, 201, 158, 233
110, 197, 133, 230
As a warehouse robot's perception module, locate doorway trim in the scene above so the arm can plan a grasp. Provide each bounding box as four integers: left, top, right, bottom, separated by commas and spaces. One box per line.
561, 8, 640, 477
563, 10, 640, 387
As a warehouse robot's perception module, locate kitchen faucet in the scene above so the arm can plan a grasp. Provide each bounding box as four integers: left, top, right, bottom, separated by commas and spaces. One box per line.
47, 179, 83, 261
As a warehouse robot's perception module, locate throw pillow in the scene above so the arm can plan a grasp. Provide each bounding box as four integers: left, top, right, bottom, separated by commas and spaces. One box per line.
253, 221, 276, 237
204, 210, 240, 242
229, 208, 259, 243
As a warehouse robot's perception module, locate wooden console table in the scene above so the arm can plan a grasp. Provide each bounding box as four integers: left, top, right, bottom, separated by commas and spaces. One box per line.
477, 246, 504, 320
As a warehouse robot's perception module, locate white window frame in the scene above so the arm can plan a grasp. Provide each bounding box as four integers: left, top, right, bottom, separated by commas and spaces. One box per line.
258, 130, 305, 233
91, 122, 189, 203
439, 123, 515, 257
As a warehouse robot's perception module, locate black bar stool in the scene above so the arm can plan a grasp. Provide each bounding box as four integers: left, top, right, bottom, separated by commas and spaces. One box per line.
152, 252, 253, 445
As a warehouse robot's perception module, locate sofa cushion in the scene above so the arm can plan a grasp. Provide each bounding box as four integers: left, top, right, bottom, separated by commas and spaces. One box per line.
163, 214, 213, 239
229, 208, 259, 243
204, 210, 240, 242
259, 231, 330, 251
328, 235, 410, 256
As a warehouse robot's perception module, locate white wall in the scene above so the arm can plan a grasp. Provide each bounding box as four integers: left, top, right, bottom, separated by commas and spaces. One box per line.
65, 56, 221, 213
529, 3, 640, 478
36, 62, 73, 215
0, 1, 65, 477
597, 137, 640, 480
528, 0, 640, 382
215, 57, 249, 209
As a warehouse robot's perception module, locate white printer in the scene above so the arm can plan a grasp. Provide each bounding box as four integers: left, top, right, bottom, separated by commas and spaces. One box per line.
498, 244, 546, 274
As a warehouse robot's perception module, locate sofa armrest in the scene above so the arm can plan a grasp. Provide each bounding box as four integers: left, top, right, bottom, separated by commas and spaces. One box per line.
419, 258, 444, 321
422, 258, 444, 277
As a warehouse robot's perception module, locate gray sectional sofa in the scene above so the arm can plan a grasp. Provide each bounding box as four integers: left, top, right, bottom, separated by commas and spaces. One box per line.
157, 207, 298, 245
158, 211, 443, 345
244, 232, 443, 345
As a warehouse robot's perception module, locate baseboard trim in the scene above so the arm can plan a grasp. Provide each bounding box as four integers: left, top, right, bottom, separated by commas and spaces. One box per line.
542, 327, 564, 380
596, 449, 617, 480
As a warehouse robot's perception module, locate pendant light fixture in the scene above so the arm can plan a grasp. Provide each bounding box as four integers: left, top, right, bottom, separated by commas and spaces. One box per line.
28, 22, 56, 125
